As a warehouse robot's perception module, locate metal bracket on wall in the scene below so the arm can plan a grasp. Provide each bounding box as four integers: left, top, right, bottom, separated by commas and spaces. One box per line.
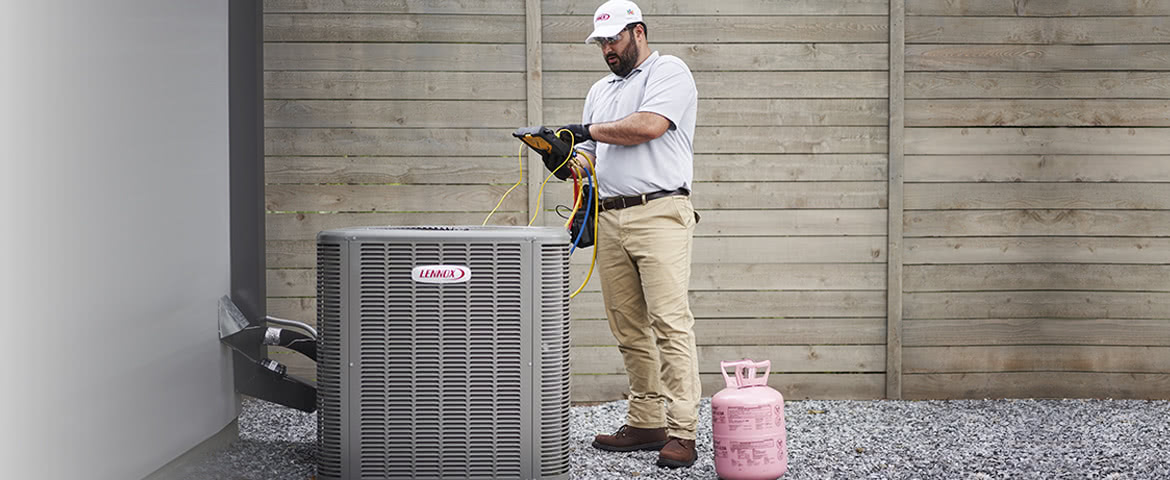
219, 296, 317, 412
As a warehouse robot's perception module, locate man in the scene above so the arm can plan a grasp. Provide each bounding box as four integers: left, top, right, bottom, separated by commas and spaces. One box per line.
541, 0, 701, 469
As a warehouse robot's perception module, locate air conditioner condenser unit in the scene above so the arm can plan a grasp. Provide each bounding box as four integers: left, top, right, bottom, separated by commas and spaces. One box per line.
316, 226, 571, 480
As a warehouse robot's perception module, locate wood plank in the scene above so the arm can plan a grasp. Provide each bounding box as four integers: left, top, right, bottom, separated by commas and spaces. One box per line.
905, 72, 1170, 99
264, 156, 526, 185
267, 236, 889, 269
544, 44, 889, 71
263, 0, 524, 14
887, 0, 906, 401
905, 264, 1170, 292
904, 291, 1170, 320
545, 99, 889, 126
699, 209, 887, 236
265, 184, 527, 212
266, 212, 524, 240
905, 155, 1170, 183
907, 100, 1170, 127
544, 181, 888, 209
266, 241, 316, 268
905, 237, 1170, 265
572, 263, 886, 292
903, 373, 1170, 400
906, 183, 1170, 210
545, 71, 889, 99
574, 345, 885, 374
572, 291, 887, 319
264, 13, 524, 42
572, 318, 886, 346
905, 183, 1170, 210
904, 210, 1170, 237
906, 44, 1170, 71
573, 373, 886, 402
268, 269, 315, 297
526, 0, 545, 227
696, 127, 888, 154
267, 209, 887, 240
906, 346, 1170, 374
907, 17, 1170, 44
264, 71, 526, 100
264, 100, 526, 128
695, 154, 887, 182
904, 318, 1170, 347
544, 0, 891, 15
906, 0, 1170, 16
264, 128, 517, 156
905, 128, 1170, 156
268, 297, 316, 320
264, 127, 887, 156
264, 43, 526, 71
543, 16, 888, 43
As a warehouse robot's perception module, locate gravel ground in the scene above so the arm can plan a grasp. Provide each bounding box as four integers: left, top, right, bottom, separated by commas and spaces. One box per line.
179, 397, 1170, 479
175, 399, 317, 480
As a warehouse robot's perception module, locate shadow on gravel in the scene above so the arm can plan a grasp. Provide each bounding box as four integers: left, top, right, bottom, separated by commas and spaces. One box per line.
176, 439, 315, 480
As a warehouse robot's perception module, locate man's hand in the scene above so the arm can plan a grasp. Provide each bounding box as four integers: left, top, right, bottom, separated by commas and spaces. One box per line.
540, 131, 575, 180
557, 124, 593, 144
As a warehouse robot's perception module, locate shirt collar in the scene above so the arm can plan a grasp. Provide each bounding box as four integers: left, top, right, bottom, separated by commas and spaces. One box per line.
607, 51, 660, 83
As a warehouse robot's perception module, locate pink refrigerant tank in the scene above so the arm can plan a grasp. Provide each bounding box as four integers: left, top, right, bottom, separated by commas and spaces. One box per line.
712, 359, 788, 480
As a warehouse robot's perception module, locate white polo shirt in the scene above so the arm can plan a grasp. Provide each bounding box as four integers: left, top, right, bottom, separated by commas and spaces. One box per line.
574, 51, 698, 199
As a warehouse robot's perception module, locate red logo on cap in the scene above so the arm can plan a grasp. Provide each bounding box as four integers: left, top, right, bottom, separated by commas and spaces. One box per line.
596, 13, 610, 21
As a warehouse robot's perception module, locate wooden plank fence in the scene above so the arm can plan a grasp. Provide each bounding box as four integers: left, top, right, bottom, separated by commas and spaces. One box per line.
900, 0, 1170, 399
261, 0, 1170, 401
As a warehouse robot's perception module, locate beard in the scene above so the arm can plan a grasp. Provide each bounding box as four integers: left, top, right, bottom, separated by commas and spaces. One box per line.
605, 40, 641, 77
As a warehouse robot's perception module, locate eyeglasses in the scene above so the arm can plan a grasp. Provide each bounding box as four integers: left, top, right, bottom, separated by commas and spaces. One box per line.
591, 30, 625, 47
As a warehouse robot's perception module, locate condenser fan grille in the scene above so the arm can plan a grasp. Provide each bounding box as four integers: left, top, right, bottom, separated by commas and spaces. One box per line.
316, 243, 344, 478
356, 242, 524, 478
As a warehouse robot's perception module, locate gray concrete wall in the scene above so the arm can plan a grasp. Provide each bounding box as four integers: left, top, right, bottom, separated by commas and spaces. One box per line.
3, 1, 238, 478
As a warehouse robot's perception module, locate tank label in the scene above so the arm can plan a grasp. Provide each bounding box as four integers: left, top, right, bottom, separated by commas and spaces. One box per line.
727, 405, 772, 431
714, 437, 787, 467
412, 265, 472, 284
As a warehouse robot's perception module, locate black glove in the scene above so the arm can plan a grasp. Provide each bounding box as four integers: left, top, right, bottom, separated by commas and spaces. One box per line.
513, 125, 575, 180
558, 124, 593, 144
540, 134, 575, 181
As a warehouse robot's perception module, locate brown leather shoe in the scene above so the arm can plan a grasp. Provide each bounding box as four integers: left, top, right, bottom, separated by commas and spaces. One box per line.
656, 437, 697, 468
592, 425, 668, 452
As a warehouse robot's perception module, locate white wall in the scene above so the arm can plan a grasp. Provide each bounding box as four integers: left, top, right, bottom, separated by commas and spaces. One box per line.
2, 1, 237, 478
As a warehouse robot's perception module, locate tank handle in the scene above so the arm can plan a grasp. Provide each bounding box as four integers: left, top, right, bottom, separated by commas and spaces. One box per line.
720, 359, 771, 388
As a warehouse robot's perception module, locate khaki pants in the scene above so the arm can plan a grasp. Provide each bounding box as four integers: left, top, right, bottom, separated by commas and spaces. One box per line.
596, 194, 700, 440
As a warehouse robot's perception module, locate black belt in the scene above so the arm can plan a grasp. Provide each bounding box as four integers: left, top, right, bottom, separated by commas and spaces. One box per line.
599, 188, 690, 212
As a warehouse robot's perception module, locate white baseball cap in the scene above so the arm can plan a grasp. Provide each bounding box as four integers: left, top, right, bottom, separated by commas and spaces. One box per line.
584, 0, 643, 45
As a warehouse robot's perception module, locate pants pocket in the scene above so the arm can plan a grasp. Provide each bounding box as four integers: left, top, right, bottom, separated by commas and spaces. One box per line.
673, 196, 696, 228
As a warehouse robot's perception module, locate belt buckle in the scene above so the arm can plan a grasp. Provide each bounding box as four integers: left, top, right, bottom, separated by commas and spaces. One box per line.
639, 193, 647, 206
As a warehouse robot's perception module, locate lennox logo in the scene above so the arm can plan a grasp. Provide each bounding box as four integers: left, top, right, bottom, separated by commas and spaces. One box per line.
596, 13, 610, 21
412, 265, 471, 284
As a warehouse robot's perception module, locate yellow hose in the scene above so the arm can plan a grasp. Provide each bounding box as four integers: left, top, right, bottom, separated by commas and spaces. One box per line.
481, 144, 526, 226
569, 155, 599, 300
483, 130, 598, 300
